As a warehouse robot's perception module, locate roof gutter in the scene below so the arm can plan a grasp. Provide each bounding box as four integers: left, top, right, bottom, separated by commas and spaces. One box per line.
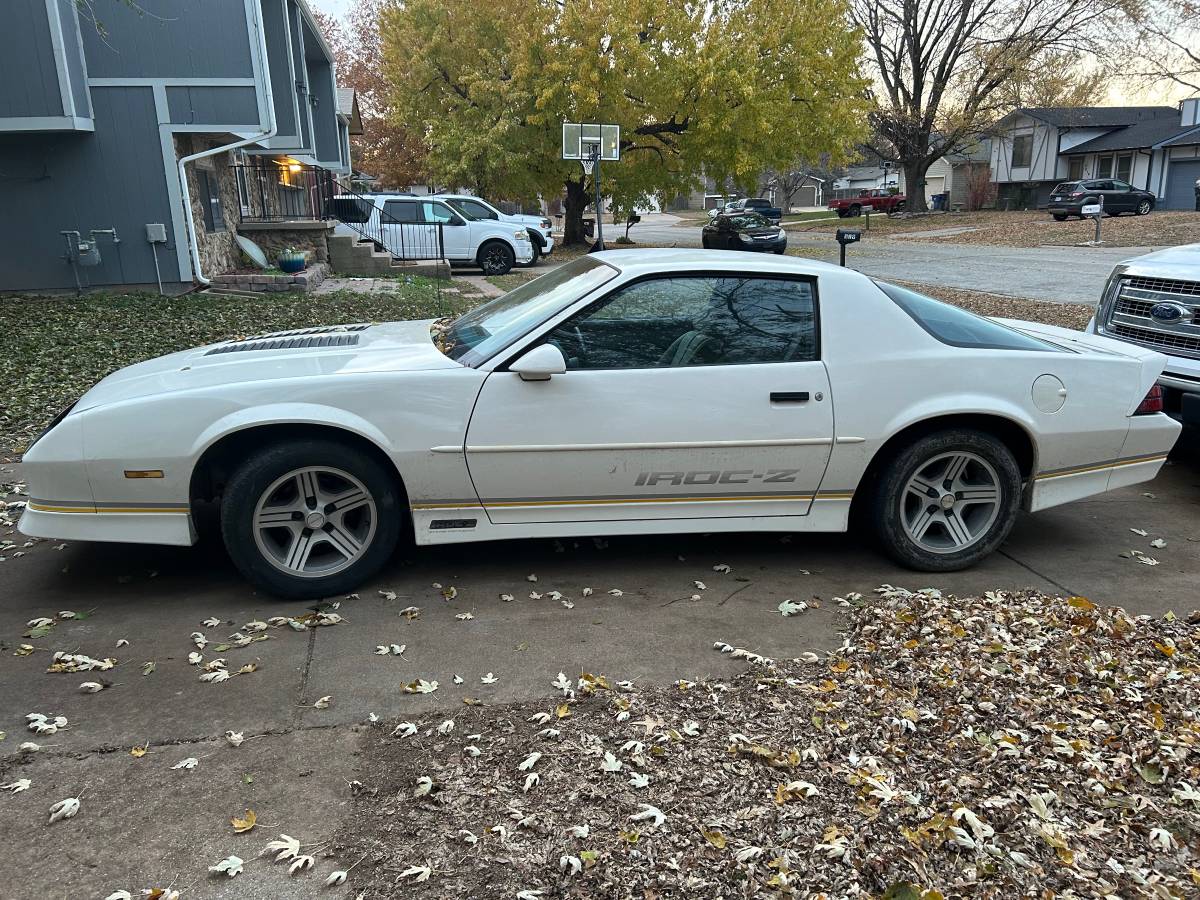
177, 0, 277, 286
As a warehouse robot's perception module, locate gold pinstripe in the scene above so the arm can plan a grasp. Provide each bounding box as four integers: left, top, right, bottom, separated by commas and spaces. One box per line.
1034, 453, 1167, 481
412, 491, 855, 511
28, 501, 189, 515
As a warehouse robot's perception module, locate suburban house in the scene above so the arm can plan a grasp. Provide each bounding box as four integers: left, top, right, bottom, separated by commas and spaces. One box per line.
832, 140, 992, 209
990, 101, 1200, 210
1, 0, 358, 294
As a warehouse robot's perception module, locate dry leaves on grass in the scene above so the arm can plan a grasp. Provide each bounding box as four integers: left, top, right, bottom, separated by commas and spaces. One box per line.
332, 586, 1200, 898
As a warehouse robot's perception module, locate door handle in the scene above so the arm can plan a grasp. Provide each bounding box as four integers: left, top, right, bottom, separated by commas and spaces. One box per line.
770, 391, 809, 403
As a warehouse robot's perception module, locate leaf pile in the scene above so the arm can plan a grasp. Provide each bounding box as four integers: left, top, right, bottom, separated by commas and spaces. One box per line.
335, 587, 1200, 898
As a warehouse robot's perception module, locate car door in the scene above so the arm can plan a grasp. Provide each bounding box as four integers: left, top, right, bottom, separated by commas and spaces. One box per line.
380, 199, 425, 259
422, 200, 470, 260
1109, 180, 1136, 212
463, 274, 834, 524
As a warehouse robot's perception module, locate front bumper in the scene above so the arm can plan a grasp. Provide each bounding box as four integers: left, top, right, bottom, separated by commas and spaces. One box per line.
515, 241, 534, 264
737, 237, 787, 252
20, 503, 197, 546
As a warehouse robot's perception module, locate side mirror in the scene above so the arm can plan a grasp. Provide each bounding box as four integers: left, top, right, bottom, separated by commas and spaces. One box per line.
510, 343, 566, 381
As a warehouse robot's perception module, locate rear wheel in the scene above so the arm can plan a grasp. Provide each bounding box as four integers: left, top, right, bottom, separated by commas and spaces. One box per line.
872, 429, 1021, 572
220, 440, 402, 599
478, 241, 515, 275
836, 209, 849, 218
849, 204, 862, 217
1052, 213, 1067, 221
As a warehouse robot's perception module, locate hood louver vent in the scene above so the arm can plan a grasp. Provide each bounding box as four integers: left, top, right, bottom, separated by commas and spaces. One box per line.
205, 324, 371, 356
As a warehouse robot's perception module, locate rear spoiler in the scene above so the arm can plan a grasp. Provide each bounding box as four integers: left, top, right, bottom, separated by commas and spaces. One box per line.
993, 317, 1168, 417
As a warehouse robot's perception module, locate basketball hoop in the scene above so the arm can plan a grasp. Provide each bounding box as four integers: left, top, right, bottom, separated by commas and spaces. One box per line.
581, 157, 595, 175
561, 123, 620, 251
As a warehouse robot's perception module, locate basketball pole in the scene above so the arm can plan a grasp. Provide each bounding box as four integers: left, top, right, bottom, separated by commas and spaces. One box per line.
592, 148, 604, 251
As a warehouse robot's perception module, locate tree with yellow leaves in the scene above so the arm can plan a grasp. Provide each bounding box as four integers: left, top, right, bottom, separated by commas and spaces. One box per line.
381, 0, 869, 243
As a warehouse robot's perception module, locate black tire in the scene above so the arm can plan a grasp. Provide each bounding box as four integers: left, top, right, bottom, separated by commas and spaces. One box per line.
1052, 214, 1067, 221
1136, 200, 1152, 216
871, 429, 1021, 572
837, 209, 849, 218
220, 439, 403, 600
849, 204, 862, 217
1104, 209, 1119, 217
701, 236, 711, 249
477, 241, 515, 275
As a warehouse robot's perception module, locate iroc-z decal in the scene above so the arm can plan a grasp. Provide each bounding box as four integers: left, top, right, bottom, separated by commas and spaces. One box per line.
635, 469, 799, 486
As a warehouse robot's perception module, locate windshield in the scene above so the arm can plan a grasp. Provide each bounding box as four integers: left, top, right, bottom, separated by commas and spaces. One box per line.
438, 256, 619, 365
874, 281, 1062, 352
727, 213, 772, 229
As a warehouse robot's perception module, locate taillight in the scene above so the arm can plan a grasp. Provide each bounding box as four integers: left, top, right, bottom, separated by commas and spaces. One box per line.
1069, 192, 1083, 198
1135, 384, 1164, 415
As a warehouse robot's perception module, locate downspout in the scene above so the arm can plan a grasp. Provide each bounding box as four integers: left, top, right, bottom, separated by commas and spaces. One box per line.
178, 0, 277, 285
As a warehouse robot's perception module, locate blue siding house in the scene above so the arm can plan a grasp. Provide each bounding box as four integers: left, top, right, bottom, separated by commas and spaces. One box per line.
0, 0, 358, 293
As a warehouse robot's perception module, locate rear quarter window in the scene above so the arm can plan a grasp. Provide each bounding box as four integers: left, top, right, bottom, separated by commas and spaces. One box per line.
875, 282, 1062, 352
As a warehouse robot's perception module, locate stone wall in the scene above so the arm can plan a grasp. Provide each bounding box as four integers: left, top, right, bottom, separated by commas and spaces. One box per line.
176, 135, 243, 277
210, 262, 329, 293
237, 222, 334, 264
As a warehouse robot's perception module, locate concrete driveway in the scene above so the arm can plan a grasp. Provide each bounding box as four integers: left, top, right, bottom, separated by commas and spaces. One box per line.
2, 450, 1199, 895
626, 214, 1148, 305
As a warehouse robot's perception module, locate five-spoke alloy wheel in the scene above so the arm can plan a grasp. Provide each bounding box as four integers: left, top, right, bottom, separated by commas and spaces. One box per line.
873, 429, 1021, 571
221, 440, 402, 599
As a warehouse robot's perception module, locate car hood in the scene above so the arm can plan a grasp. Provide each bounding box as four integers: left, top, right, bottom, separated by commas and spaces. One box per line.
74, 319, 460, 412
1119, 243, 1200, 280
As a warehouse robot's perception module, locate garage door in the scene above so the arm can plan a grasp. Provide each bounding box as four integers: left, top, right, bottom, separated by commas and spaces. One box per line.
924, 176, 945, 204
1164, 159, 1200, 210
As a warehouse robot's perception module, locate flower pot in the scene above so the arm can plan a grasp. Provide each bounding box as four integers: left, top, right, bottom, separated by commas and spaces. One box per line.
278, 252, 306, 273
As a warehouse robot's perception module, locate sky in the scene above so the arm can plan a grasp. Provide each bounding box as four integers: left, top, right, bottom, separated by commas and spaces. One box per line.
308, 0, 351, 19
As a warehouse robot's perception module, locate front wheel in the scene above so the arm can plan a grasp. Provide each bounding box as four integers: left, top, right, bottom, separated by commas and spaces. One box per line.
1053, 214, 1067, 221
478, 241, 516, 275
872, 429, 1021, 572
1136, 200, 1152, 216
849, 204, 862, 217
220, 440, 403, 599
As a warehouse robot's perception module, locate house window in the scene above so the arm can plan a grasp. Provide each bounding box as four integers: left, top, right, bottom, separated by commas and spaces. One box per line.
1011, 134, 1033, 168
1115, 153, 1133, 182
1096, 155, 1113, 178
197, 168, 225, 233
1068, 157, 1084, 180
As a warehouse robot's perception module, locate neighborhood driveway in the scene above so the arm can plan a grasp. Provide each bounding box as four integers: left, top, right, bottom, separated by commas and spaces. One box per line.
2, 446, 1198, 895
626, 214, 1147, 305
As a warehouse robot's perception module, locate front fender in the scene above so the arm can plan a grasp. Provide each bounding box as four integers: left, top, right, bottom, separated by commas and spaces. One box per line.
192, 402, 396, 461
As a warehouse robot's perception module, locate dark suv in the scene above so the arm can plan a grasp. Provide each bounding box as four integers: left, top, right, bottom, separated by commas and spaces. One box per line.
1047, 180, 1155, 220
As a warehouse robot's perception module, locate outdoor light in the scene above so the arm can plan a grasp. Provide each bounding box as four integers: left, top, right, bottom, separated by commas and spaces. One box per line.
288, 162, 303, 173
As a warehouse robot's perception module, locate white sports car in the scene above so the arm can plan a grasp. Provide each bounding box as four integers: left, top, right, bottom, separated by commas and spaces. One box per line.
20, 251, 1180, 599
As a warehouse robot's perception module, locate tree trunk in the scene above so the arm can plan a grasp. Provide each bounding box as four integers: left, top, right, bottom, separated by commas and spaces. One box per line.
902, 160, 931, 213
563, 177, 590, 246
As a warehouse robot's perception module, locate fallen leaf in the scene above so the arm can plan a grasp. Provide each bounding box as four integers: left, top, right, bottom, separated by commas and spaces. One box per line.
208, 855, 243, 877
231, 809, 257, 833
48, 796, 81, 823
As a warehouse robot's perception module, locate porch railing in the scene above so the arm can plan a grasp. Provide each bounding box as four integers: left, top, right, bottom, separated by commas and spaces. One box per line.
231, 163, 446, 268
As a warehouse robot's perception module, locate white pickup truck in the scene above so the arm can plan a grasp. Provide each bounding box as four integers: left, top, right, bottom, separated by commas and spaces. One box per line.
434, 194, 555, 265
1090, 243, 1200, 427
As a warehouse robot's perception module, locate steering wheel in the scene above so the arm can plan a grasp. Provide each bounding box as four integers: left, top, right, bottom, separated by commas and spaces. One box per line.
547, 327, 590, 368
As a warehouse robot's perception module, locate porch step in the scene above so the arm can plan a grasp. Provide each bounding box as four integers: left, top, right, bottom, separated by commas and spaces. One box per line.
328, 233, 449, 279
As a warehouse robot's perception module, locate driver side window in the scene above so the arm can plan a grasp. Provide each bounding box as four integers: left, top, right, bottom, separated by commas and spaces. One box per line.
543, 276, 817, 370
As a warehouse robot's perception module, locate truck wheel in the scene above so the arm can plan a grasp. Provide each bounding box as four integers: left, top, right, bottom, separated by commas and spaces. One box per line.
220, 439, 403, 600
478, 241, 515, 275
872, 429, 1021, 572
836, 209, 849, 218
849, 204, 862, 217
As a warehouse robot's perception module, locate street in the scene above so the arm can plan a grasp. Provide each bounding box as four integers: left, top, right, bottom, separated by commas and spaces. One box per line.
626, 214, 1145, 305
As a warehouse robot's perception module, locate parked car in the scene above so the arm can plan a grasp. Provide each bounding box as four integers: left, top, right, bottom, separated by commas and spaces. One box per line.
20, 251, 1178, 598
828, 190, 906, 217
720, 198, 783, 223
701, 212, 787, 253
334, 194, 533, 275
1047, 180, 1155, 220
434, 193, 555, 265
1089, 243, 1200, 426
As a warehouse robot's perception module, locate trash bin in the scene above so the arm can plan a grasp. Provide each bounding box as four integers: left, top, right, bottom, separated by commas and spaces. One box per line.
931, 192, 949, 211
1194, 178, 1200, 212
582, 217, 595, 239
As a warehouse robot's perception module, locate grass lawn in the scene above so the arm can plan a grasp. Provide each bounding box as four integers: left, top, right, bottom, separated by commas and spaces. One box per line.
0, 281, 472, 457
780, 210, 839, 224
485, 271, 542, 292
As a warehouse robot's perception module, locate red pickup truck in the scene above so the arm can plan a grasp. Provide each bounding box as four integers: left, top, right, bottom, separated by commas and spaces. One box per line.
828, 190, 906, 217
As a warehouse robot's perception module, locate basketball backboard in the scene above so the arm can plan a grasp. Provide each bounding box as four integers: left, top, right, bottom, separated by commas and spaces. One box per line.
562, 123, 620, 161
